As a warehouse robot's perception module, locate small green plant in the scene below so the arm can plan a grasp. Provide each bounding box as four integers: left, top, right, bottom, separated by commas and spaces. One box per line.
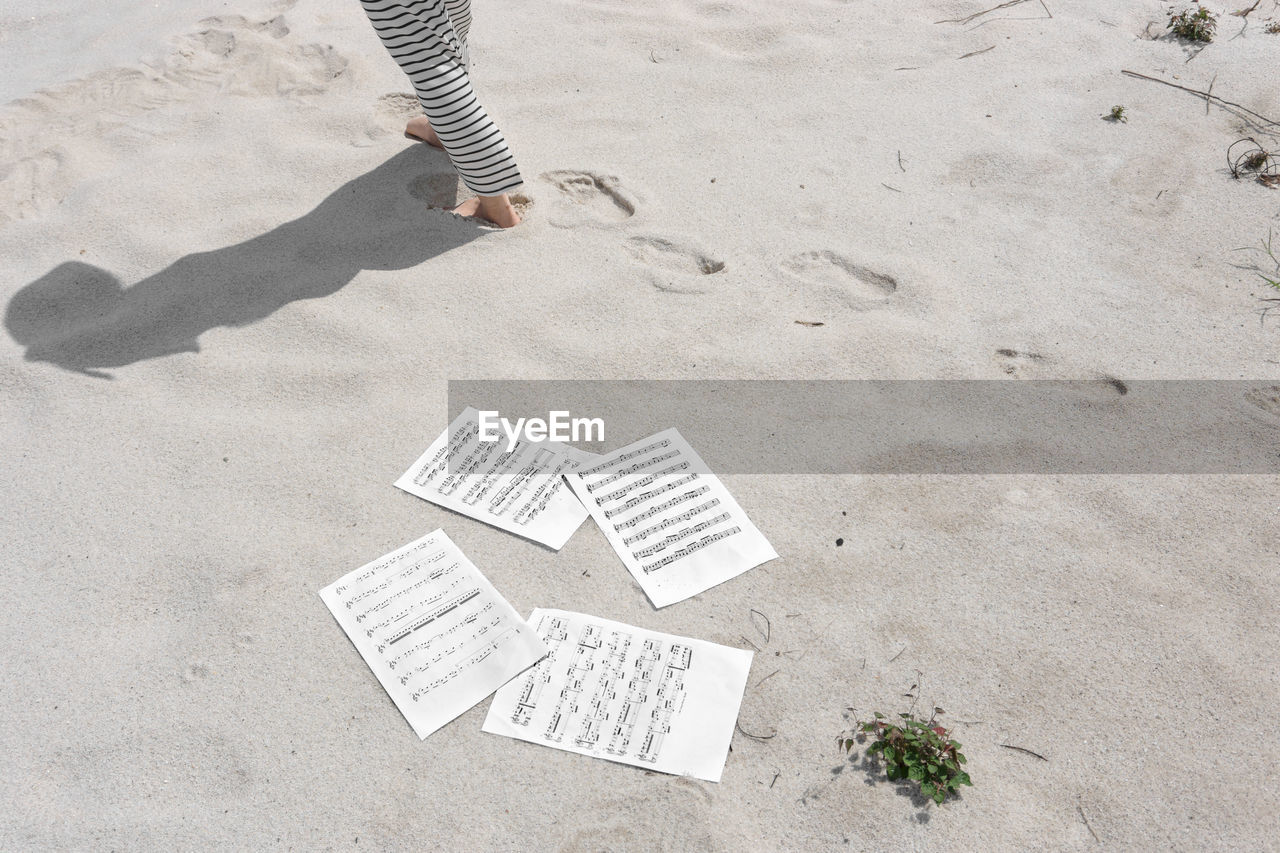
1255, 231, 1280, 290
1169, 5, 1218, 41
1105, 105, 1128, 123
840, 709, 972, 805
1234, 230, 1280, 322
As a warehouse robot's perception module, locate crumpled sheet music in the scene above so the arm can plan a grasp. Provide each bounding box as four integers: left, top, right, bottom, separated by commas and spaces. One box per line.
319, 529, 547, 740
482, 608, 753, 782
394, 407, 595, 550
565, 428, 778, 607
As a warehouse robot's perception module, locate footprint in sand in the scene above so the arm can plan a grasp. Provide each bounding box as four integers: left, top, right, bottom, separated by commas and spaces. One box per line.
198, 14, 290, 38
538, 170, 636, 228
405, 172, 533, 223
994, 347, 1048, 376
359, 92, 427, 145
1243, 385, 1280, 419
407, 172, 464, 207
0, 13, 347, 226
995, 348, 1130, 398
377, 92, 422, 121
625, 236, 725, 293
182, 662, 211, 683
557, 779, 720, 852
779, 250, 897, 310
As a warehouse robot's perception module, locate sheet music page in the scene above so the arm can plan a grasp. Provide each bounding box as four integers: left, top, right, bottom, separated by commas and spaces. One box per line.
482, 608, 752, 783
564, 428, 778, 607
394, 407, 595, 550
319, 529, 548, 740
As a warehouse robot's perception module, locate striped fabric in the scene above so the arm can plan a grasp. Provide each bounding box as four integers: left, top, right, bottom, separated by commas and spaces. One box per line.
360, 0, 523, 195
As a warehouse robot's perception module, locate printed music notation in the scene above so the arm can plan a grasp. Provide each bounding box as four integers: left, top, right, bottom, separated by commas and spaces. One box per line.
577, 439, 670, 477
594, 462, 690, 505
584, 451, 682, 492
394, 407, 597, 551
319, 529, 548, 740
602, 474, 702, 520
483, 609, 754, 783
627, 506, 727, 553
564, 428, 778, 608
614, 486, 712, 531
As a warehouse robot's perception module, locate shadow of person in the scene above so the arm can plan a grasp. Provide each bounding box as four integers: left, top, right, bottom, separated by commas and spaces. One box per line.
5, 146, 478, 378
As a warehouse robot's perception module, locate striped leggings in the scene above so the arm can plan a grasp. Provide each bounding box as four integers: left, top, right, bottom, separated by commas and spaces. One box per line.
360, 0, 523, 195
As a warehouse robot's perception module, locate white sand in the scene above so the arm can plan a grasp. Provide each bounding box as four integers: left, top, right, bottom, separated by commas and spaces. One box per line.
3, 0, 1280, 848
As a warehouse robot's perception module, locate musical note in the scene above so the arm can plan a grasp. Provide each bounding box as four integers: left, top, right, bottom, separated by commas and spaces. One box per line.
483, 609, 754, 783
610, 484, 709, 528
593, 462, 691, 505
395, 408, 596, 550
513, 457, 579, 526
585, 451, 682, 493
631, 512, 733, 560
319, 530, 549, 740
620, 498, 721, 545
576, 439, 670, 477
640, 527, 742, 574
412, 422, 476, 487
461, 446, 521, 506
563, 428, 777, 608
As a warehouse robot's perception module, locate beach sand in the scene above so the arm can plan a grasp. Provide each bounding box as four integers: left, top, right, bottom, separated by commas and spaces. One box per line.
3, 0, 1280, 848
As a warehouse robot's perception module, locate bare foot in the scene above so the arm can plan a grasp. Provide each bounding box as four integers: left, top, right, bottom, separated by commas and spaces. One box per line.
404, 116, 444, 149
452, 195, 522, 228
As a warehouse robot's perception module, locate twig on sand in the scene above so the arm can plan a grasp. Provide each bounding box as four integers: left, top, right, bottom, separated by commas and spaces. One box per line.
1226, 137, 1273, 177
1000, 743, 1049, 761
787, 618, 835, 662
1232, 0, 1261, 17
737, 721, 778, 740
898, 150, 906, 172
755, 668, 782, 688
770, 771, 781, 788
1121, 70, 1280, 127
1078, 801, 1101, 843
881, 183, 903, 192
936, 0, 1035, 25
741, 635, 762, 652
750, 608, 772, 644
888, 643, 908, 662
958, 45, 996, 59
1205, 72, 1217, 114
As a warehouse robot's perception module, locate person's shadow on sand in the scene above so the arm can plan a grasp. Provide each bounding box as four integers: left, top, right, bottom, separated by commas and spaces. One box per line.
6, 147, 482, 378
